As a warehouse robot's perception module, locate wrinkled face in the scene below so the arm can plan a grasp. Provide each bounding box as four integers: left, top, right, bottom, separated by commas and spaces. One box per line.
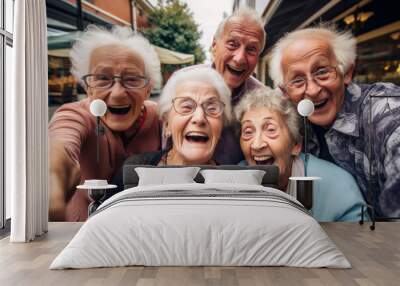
87, 44, 151, 131
167, 81, 224, 165
211, 16, 264, 90
281, 38, 352, 128
240, 107, 301, 188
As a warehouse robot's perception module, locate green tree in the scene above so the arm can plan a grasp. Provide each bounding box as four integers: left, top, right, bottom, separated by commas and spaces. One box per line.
142, 0, 206, 66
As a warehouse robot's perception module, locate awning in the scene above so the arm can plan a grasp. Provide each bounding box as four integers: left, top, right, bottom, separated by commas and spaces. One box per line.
47, 32, 194, 65
261, 0, 380, 55
48, 49, 71, 58
48, 32, 80, 50
153, 46, 194, 65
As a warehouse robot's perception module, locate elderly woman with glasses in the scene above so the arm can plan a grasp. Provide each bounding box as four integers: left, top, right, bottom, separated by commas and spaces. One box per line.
48, 25, 162, 221
119, 66, 231, 169
235, 87, 367, 221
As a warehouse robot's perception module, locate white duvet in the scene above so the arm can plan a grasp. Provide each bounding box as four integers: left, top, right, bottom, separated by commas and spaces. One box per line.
50, 183, 351, 269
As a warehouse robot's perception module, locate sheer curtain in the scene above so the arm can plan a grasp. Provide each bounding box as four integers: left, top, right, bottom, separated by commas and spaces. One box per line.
8, 0, 48, 242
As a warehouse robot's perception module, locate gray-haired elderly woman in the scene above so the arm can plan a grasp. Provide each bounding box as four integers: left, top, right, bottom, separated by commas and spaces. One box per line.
123, 66, 232, 166
49, 25, 162, 222
235, 87, 367, 221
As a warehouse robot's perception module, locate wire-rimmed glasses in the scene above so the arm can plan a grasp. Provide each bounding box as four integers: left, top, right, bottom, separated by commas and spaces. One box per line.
82, 74, 149, 89
172, 97, 225, 117
281, 66, 338, 96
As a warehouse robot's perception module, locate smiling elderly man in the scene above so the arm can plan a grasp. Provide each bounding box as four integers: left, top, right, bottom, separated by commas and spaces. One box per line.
200, 7, 266, 164
211, 7, 266, 105
269, 25, 400, 219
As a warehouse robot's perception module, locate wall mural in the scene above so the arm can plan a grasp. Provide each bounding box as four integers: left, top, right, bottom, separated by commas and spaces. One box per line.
47, 17, 400, 224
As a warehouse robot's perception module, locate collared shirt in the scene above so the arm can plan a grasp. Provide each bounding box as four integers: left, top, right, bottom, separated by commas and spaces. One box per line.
230, 74, 264, 106
211, 65, 264, 164
308, 82, 400, 218
214, 74, 264, 164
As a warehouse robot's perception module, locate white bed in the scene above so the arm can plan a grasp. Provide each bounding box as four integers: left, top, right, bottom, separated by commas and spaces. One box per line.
50, 182, 350, 269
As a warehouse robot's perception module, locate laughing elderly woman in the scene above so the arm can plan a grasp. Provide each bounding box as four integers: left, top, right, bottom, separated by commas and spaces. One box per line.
235, 87, 367, 221
121, 66, 232, 167
49, 25, 162, 221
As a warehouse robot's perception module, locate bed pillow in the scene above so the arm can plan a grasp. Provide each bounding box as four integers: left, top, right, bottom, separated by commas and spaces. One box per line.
200, 169, 266, 185
135, 167, 200, 186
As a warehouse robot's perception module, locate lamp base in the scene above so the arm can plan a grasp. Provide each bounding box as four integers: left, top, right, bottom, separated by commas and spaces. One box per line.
296, 180, 314, 210
289, 177, 321, 211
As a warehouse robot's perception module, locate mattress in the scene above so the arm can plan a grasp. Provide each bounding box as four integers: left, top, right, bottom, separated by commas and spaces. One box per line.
50, 183, 351, 269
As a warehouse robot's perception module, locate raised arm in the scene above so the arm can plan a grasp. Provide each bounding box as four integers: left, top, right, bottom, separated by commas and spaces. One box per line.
49, 139, 81, 221
48, 102, 92, 221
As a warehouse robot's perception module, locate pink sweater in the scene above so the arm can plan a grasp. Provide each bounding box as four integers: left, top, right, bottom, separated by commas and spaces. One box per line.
49, 98, 161, 221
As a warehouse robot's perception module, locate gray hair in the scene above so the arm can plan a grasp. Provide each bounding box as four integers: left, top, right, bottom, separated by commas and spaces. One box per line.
214, 6, 266, 51
234, 87, 302, 143
158, 66, 232, 124
269, 24, 357, 88
70, 25, 162, 89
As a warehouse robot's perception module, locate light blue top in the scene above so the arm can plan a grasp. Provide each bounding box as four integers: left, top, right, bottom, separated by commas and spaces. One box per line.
302, 154, 368, 222
239, 154, 368, 222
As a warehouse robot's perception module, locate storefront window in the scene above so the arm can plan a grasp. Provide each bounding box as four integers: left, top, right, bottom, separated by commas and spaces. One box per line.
48, 56, 77, 104
48, 31, 85, 119
354, 31, 400, 85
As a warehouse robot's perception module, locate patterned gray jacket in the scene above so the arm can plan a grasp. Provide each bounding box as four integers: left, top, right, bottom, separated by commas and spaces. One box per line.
308, 82, 400, 218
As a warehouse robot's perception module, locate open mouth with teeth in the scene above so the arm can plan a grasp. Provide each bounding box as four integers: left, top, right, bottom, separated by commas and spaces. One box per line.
185, 132, 210, 143
252, 155, 275, 165
107, 105, 131, 115
313, 99, 329, 110
226, 64, 245, 77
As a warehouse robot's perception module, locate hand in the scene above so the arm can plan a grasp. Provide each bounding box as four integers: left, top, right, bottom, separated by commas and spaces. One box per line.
49, 200, 67, 221
48, 140, 81, 221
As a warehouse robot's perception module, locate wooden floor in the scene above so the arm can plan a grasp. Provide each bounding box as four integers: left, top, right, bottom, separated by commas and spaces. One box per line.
0, 222, 399, 286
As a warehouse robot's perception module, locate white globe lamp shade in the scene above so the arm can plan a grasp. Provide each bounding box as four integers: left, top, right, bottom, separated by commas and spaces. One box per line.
297, 99, 314, 117
90, 99, 107, 117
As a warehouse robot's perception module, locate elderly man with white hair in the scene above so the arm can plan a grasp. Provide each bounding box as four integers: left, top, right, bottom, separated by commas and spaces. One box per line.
210, 7, 266, 104
176, 7, 266, 164
269, 25, 400, 219
49, 25, 162, 221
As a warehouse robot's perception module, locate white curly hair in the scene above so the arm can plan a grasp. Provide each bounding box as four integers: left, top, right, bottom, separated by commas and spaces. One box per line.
70, 25, 162, 89
269, 24, 357, 88
234, 87, 302, 144
158, 66, 232, 124
213, 6, 266, 52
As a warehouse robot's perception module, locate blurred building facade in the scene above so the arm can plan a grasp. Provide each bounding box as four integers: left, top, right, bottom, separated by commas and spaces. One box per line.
233, 0, 400, 87
46, 0, 194, 109
46, 0, 156, 107
47, 0, 155, 34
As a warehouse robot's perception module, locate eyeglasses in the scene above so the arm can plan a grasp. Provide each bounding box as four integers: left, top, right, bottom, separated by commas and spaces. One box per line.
172, 97, 225, 117
82, 74, 149, 89
281, 66, 338, 96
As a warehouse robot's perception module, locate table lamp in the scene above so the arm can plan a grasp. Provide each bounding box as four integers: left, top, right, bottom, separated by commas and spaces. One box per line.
289, 99, 320, 211
297, 99, 314, 176
89, 99, 107, 163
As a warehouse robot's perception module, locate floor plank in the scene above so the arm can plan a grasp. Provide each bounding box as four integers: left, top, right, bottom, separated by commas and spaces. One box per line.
0, 222, 399, 286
